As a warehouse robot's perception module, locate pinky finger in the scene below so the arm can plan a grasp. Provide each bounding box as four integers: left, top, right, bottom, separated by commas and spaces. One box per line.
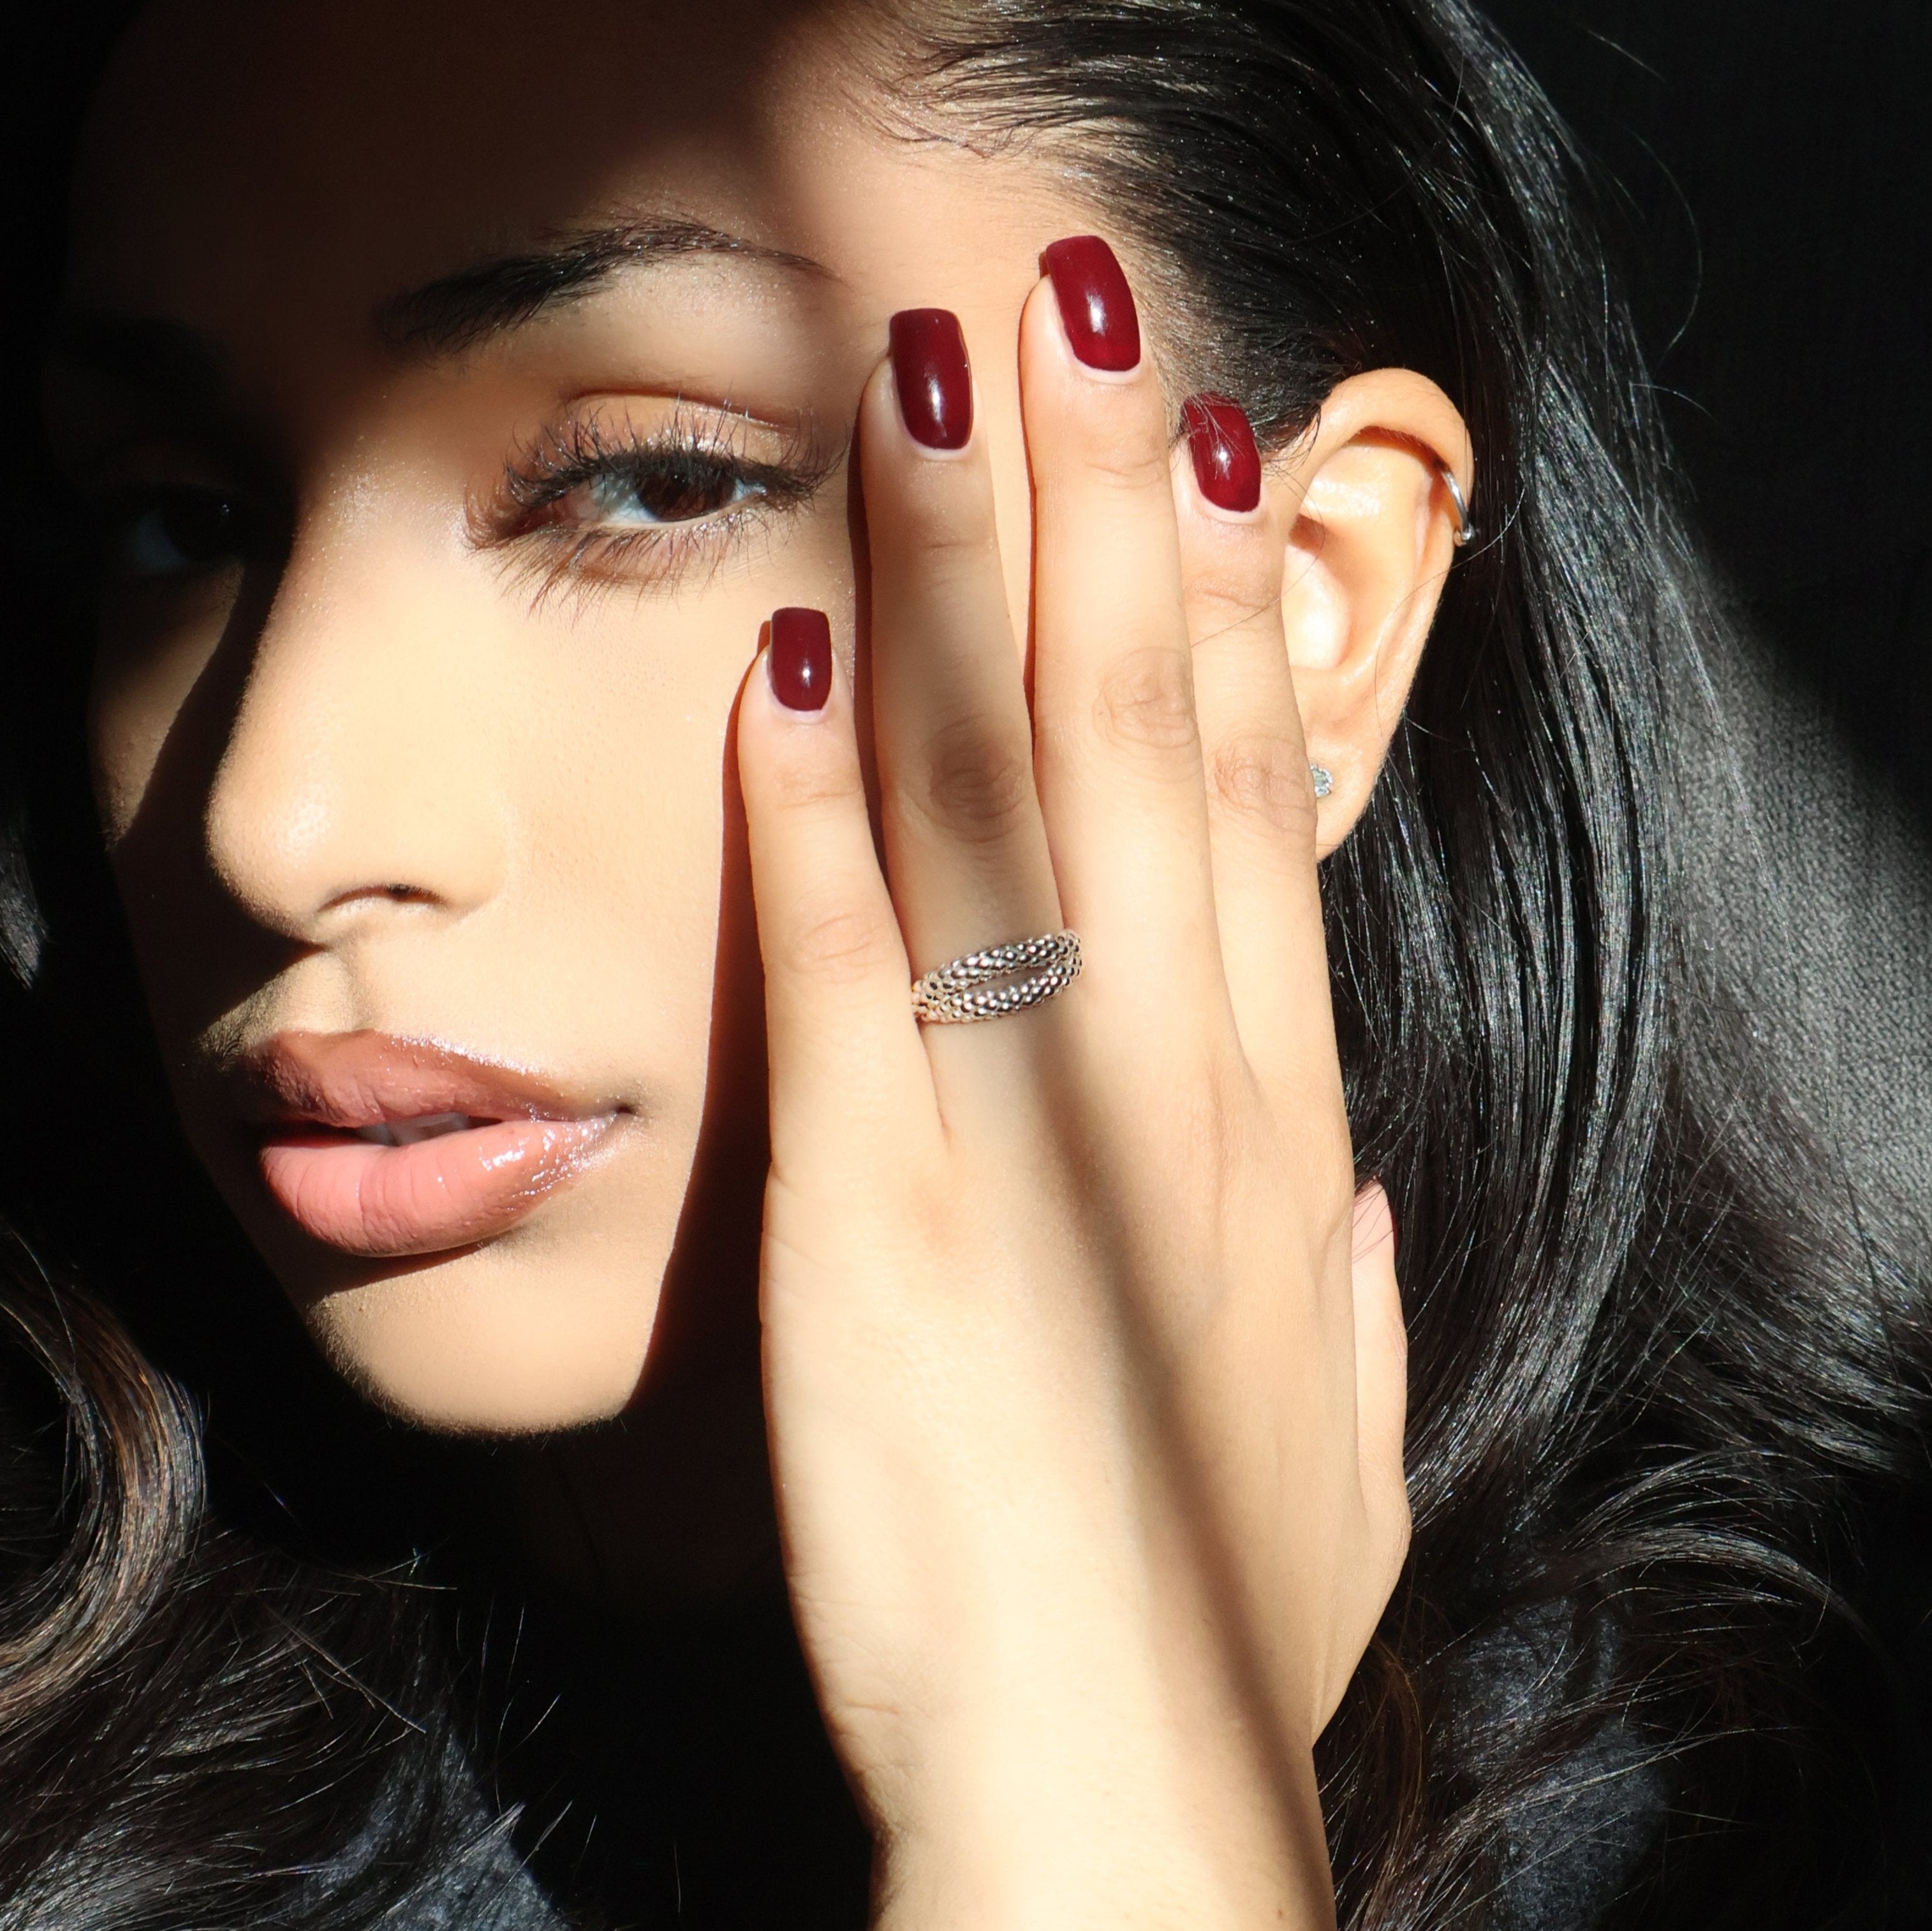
737, 610, 933, 1166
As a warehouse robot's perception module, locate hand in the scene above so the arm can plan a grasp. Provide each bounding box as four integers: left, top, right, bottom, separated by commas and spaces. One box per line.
737, 252, 1408, 1931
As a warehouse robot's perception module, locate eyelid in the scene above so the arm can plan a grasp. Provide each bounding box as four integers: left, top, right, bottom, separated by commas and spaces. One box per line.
494, 397, 829, 511
478, 395, 838, 603
43, 353, 269, 490
63, 434, 255, 501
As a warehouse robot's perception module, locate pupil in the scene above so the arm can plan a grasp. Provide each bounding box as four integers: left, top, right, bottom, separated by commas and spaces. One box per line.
161, 494, 240, 563
631, 461, 735, 522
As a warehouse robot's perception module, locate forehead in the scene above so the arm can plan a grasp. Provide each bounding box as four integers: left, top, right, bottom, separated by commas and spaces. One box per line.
67, 0, 1027, 329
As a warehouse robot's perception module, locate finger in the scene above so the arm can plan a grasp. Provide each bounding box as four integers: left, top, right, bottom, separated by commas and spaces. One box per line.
1174, 397, 1342, 1117
1349, 1183, 1410, 1594
737, 611, 933, 1167
862, 312, 1062, 1018
1021, 238, 1227, 1043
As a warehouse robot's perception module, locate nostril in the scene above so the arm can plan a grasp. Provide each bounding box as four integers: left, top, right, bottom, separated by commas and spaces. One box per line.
314, 882, 442, 917
195, 575, 512, 939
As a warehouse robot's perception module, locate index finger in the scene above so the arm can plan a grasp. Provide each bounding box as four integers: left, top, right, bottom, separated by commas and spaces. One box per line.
737, 614, 936, 1173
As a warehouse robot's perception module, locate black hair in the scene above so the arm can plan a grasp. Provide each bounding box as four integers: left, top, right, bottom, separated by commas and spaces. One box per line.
4, 1, 1930, 1926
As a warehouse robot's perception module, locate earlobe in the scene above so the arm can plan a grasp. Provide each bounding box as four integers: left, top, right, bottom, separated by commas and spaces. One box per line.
1266, 371, 1471, 856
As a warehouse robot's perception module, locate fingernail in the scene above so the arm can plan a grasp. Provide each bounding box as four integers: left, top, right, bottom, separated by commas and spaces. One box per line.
1042, 235, 1140, 372
1183, 393, 1262, 513
769, 607, 832, 712
889, 309, 973, 450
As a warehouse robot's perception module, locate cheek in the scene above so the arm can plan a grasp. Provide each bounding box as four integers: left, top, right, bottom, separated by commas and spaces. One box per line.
514, 608, 749, 1043
276, 574, 830, 1433
100, 494, 857, 1434
515, 524, 857, 1029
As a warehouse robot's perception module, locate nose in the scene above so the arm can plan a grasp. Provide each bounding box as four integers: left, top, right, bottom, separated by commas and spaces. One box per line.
205, 506, 508, 944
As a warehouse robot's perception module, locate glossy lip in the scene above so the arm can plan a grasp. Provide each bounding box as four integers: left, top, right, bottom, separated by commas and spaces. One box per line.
231, 1031, 625, 1259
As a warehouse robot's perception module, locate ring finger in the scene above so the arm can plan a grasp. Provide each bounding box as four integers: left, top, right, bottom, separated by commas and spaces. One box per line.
1173, 399, 1340, 1117
861, 309, 1064, 1082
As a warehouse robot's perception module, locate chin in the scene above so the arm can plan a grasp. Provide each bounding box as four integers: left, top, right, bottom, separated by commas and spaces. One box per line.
295, 1233, 672, 1434
171, 1042, 704, 1434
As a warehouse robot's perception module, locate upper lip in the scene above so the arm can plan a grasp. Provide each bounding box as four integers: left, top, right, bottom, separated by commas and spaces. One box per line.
227, 1031, 616, 1134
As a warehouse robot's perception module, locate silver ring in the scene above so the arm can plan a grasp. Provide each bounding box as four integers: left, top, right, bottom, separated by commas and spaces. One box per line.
1442, 466, 1476, 547
911, 930, 1082, 1025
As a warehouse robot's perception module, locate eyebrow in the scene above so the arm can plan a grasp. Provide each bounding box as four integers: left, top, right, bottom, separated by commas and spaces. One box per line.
43, 219, 830, 406
376, 219, 832, 358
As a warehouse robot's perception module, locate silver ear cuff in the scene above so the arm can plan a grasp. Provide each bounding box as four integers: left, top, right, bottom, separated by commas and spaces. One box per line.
1442, 466, 1476, 547
1309, 765, 1334, 800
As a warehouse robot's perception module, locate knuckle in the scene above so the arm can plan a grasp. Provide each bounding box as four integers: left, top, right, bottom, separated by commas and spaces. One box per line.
895, 471, 1003, 570
1209, 729, 1316, 842
1188, 569, 1276, 628
1037, 411, 1172, 497
1311, 1171, 1361, 1258
1081, 430, 1174, 494
1064, 386, 1177, 494
767, 751, 860, 816
1091, 647, 1199, 760
907, 517, 1002, 575
788, 901, 899, 987
913, 717, 1035, 846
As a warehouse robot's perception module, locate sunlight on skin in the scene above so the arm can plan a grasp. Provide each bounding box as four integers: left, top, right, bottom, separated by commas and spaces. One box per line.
50, 4, 1475, 1919
58, 0, 1454, 1619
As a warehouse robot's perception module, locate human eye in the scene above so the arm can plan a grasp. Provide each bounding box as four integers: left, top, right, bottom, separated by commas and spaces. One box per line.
488, 402, 832, 598
105, 485, 260, 581
78, 464, 279, 671
538, 447, 763, 530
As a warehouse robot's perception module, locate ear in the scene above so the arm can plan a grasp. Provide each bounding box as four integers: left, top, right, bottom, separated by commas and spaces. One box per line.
1265, 370, 1473, 857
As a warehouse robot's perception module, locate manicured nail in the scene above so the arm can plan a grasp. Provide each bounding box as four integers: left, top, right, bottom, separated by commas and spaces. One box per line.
1042, 235, 1140, 372
1183, 393, 1262, 513
889, 309, 973, 450
769, 607, 832, 712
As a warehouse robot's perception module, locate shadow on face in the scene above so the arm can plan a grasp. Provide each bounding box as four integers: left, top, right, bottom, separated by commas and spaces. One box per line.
52, 0, 1096, 1432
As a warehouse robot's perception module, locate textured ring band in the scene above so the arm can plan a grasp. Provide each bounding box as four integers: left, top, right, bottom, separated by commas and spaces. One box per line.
911, 930, 1083, 1025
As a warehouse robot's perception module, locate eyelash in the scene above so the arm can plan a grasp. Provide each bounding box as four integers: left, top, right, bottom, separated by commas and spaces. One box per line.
487, 404, 833, 601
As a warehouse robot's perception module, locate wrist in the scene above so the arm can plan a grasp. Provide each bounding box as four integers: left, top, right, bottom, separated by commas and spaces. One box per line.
867, 1740, 1335, 1931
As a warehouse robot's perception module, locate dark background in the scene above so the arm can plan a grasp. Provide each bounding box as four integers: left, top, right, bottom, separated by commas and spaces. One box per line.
1471, 0, 1932, 1230
1484, 0, 1932, 812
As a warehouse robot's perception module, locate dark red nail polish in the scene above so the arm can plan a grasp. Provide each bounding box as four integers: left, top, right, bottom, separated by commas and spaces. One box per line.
1042, 235, 1141, 372
889, 309, 973, 450
1183, 394, 1262, 513
769, 607, 832, 712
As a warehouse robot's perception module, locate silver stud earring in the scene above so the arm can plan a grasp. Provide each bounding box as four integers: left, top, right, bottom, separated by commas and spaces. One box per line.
1309, 764, 1334, 800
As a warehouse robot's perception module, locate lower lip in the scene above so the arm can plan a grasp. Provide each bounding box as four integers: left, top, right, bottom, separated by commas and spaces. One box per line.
257, 1117, 616, 1258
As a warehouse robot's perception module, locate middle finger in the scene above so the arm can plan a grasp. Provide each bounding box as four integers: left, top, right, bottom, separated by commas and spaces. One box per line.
862, 309, 1064, 1068
1022, 240, 1228, 1046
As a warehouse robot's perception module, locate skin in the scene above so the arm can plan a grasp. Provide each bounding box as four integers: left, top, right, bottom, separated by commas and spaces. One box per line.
54, 0, 1473, 1919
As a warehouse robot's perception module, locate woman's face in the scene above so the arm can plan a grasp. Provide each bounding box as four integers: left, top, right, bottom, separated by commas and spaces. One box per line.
56, 0, 1107, 1430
